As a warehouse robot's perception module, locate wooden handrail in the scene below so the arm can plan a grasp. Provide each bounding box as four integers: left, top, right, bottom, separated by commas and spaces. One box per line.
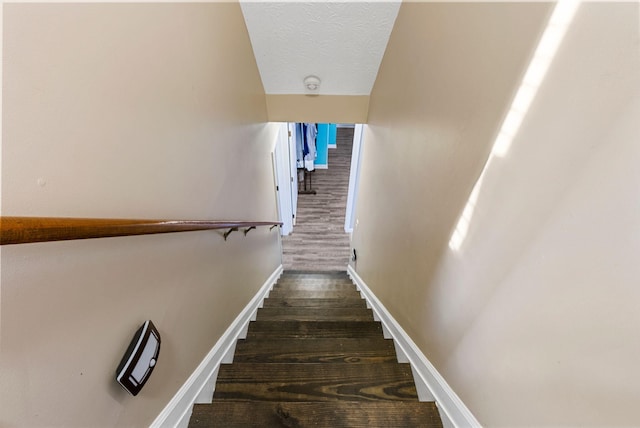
0, 216, 282, 245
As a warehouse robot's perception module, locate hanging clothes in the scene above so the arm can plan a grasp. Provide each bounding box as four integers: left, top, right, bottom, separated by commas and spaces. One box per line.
295, 123, 304, 169
303, 122, 317, 171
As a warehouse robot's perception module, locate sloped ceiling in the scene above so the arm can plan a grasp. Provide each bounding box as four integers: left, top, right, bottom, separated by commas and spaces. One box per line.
240, 1, 401, 95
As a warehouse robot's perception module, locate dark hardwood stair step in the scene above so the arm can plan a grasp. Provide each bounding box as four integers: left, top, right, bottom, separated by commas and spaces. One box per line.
278, 271, 350, 280
187, 271, 443, 428
263, 297, 366, 308
256, 307, 373, 322
213, 363, 418, 402
276, 276, 352, 283
190, 401, 442, 428
281, 270, 349, 278
273, 282, 356, 291
268, 289, 362, 299
233, 338, 397, 363
246, 320, 383, 339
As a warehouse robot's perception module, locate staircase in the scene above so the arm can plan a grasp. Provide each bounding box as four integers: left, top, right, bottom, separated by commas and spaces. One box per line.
189, 271, 443, 427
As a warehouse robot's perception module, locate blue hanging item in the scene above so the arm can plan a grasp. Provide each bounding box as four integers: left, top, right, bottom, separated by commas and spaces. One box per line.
296, 123, 304, 168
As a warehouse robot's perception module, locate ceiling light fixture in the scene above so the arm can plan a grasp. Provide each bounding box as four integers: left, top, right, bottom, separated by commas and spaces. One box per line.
303, 75, 321, 92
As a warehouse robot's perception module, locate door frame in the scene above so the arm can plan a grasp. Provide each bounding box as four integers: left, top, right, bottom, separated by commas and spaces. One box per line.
345, 124, 364, 233
272, 124, 294, 235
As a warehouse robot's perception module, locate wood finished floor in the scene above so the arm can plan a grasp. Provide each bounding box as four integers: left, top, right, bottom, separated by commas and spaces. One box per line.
282, 127, 354, 271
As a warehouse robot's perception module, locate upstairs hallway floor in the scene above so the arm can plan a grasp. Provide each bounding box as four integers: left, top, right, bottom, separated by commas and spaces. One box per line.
282, 127, 354, 271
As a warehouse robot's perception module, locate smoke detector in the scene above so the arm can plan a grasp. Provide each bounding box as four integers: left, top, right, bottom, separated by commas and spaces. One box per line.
303, 75, 321, 92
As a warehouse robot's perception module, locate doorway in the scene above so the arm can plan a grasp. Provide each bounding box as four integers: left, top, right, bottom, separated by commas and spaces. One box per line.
276, 124, 362, 271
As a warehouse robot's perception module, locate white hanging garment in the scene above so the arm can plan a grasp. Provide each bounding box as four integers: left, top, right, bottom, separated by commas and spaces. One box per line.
296, 123, 304, 168
304, 123, 317, 171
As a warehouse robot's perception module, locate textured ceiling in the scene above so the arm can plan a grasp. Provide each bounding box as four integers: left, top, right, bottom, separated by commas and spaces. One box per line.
240, 1, 401, 95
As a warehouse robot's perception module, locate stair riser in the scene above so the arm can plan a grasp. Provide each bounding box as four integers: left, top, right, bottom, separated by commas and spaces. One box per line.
232, 354, 398, 364
271, 286, 358, 291
275, 280, 354, 286
256, 308, 373, 322
245, 321, 384, 339
268, 290, 362, 299
262, 298, 367, 308
280, 271, 349, 277
234, 338, 397, 364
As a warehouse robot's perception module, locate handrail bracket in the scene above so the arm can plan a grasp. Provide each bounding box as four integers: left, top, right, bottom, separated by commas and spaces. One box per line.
223, 227, 239, 241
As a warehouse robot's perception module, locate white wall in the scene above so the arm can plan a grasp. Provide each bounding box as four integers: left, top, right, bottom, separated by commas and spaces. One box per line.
351, 2, 640, 426
1, 4, 281, 426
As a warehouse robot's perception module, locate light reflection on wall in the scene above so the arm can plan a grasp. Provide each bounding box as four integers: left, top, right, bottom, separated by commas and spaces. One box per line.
449, 0, 581, 252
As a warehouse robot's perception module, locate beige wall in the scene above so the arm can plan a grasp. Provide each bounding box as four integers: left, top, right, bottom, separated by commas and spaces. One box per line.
1, 3, 281, 426
351, 2, 640, 426
266, 94, 369, 123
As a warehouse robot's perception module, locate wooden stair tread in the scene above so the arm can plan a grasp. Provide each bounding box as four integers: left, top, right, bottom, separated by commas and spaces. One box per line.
256, 307, 373, 322
233, 338, 397, 363
277, 281, 351, 285
268, 289, 362, 299
281, 270, 349, 277
263, 297, 367, 308
246, 320, 383, 339
274, 280, 355, 288
190, 401, 442, 428
214, 363, 418, 402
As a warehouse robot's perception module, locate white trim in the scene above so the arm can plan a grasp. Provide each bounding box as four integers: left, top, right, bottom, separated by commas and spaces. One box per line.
328, 144, 337, 149
150, 265, 284, 428
287, 123, 298, 225
273, 124, 293, 236
347, 266, 481, 428
314, 164, 328, 169
345, 124, 364, 233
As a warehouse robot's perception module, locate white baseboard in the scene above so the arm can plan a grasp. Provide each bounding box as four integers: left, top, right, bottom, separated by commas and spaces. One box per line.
150, 265, 283, 428
314, 164, 328, 169
347, 266, 481, 428
328, 144, 337, 149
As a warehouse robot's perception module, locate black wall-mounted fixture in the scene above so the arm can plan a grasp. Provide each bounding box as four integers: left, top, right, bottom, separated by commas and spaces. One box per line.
116, 320, 161, 396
